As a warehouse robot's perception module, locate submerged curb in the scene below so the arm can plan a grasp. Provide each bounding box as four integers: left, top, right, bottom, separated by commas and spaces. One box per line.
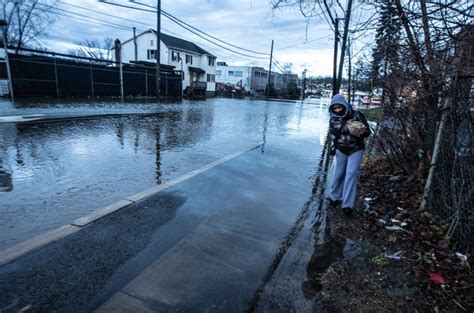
0, 225, 80, 266
0, 143, 262, 266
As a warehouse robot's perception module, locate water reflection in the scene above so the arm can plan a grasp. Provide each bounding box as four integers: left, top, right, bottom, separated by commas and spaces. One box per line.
0, 166, 13, 192
261, 103, 269, 154
0, 99, 328, 250
155, 125, 162, 185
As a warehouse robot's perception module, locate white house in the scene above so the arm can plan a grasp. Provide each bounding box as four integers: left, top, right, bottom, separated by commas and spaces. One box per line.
216, 62, 252, 90
119, 29, 217, 97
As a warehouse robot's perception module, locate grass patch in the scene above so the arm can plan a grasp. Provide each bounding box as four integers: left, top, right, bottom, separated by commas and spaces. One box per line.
359, 107, 384, 121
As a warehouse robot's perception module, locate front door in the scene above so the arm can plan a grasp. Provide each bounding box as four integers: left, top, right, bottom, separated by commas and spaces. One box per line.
189, 72, 196, 87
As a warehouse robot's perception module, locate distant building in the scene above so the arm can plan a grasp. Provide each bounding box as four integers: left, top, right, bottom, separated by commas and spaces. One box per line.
216, 63, 252, 90
216, 63, 298, 96
119, 29, 217, 97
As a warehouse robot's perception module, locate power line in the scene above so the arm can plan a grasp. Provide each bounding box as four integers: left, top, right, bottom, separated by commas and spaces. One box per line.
275, 34, 333, 51
53, 1, 232, 60
53, 2, 204, 45
41, 2, 259, 64
39, 2, 254, 63
272, 61, 285, 74
273, 58, 284, 68
131, 0, 269, 56
49, 10, 133, 32
162, 14, 269, 59
97, 0, 269, 60
58, 1, 154, 28
37, 2, 141, 32
42, 4, 138, 31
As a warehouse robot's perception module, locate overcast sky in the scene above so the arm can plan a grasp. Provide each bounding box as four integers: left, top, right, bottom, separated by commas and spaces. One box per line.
43, 0, 375, 77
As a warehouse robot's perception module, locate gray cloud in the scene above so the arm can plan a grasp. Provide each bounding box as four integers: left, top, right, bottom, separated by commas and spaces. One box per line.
41, 0, 373, 76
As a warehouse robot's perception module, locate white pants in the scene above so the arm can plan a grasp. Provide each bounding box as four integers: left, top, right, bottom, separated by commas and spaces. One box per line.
329, 149, 364, 208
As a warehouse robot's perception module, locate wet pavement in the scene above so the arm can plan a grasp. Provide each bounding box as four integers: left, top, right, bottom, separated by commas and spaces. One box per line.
0, 97, 330, 312
0, 98, 328, 250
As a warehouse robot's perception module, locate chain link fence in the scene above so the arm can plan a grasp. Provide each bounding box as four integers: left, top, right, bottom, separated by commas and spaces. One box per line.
421, 105, 473, 251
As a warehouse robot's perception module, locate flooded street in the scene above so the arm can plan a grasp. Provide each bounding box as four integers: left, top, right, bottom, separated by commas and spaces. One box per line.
0, 98, 329, 251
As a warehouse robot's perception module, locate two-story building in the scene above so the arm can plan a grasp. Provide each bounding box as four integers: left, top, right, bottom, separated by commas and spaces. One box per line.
215, 62, 252, 90
216, 62, 299, 97
119, 29, 216, 97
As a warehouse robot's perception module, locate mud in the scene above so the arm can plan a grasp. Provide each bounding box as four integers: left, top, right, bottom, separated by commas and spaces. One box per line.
311, 158, 472, 312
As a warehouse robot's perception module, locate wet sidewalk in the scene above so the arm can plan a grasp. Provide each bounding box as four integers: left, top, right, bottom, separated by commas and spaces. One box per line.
0, 142, 322, 312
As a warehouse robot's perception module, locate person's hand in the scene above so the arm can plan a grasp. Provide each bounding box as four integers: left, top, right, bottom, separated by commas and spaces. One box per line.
329, 145, 336, 156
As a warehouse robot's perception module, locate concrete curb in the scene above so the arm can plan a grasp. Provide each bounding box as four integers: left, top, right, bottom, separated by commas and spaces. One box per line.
71, 199, 135, 227
0, 143, 262, 266
0, 225, 80, 266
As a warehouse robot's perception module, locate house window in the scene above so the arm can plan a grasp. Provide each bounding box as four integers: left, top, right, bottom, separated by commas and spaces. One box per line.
147, 49, 157, 60
150, 40, 154, 46
208, 56, 215, 66
235, 71, 243, 77
186, 54, 193, 64
172, 51, 180, 62
228, 71, 234, 76
216, 70, 222, 76
207, 74, 215, 83
255, 71, 267, 78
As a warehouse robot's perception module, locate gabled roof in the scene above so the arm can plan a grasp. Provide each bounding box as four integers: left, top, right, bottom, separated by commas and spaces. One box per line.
122, 29, 215, 57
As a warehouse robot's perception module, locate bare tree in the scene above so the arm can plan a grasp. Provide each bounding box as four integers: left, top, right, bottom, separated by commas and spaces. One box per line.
271, 0, 356, 93
0, 0, 58, 51
271, 0, 472, 176
68, 37, 115, 61
283, 62, 293, 74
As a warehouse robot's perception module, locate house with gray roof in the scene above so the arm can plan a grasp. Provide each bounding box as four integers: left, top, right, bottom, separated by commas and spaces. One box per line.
119, 29, 216, 97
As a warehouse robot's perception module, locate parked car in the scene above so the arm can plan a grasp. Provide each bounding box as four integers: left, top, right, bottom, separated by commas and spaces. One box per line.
361, 96, 382, 106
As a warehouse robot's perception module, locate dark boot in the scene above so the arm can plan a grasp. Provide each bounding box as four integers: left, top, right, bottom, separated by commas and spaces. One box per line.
342, 207, 353, 216
328, 198, 341, 207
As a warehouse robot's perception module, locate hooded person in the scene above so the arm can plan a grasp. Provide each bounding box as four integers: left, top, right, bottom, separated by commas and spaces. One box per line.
328, 94, 371, 216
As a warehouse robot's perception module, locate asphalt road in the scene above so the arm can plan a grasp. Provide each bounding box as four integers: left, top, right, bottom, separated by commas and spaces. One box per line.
0, 142, 323, 312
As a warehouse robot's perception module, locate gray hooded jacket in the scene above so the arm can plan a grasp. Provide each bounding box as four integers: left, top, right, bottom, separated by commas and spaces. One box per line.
329, 94, 371, 155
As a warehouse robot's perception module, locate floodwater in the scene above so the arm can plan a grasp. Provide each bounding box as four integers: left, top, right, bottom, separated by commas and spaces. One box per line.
0, 98, 330, 251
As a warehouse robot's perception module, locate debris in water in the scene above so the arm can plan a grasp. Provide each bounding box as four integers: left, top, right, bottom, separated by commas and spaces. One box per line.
455, 252, 468, 263
389, 175, 400, 182
372, 255, 390, 266
385, 225, 413, 235
429, 272, 446, 285
385, 251, 402, 260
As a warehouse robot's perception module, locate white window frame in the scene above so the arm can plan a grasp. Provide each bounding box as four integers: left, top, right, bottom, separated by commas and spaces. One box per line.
207, 74, 215, 83
172, 51, 180, 62
147, 49, 157, 60
186, 54, 193, 65
208, 56, 215, 67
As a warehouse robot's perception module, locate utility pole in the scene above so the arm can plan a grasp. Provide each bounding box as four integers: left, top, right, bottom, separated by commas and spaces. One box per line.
156, 0, 161, 100
347, 37, 351, 106
336, 0, 353, 93
302, 69, 307, 100
332, 18, 340, 96
133, 27, 137, 61
353, 68, 358, 106
0, 20, 14, 102
266, 39, 274, 99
